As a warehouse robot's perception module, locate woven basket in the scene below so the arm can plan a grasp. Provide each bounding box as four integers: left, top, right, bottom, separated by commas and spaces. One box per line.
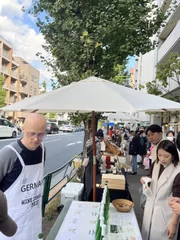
104, 140, 121, 156
112, 199, 134, 212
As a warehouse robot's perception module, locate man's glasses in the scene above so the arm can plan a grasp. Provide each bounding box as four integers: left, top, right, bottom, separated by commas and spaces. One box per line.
26, 132, 46, 140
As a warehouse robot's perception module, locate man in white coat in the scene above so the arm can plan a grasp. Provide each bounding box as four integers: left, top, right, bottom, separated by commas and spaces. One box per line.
0, 113, 46, 240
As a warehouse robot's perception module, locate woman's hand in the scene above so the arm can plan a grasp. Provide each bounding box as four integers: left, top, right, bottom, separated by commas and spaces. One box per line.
169, 200, 180, 215
167, 223, 177, 239
140, 176, 146, 184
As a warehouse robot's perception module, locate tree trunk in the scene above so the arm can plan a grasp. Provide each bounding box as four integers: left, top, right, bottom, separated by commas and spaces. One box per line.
82, 119, 91, 158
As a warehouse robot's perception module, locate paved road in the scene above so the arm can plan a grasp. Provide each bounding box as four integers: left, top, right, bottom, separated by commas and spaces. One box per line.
0, 132, 84, 175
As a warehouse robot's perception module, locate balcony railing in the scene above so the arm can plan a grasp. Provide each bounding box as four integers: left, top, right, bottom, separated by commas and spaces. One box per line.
19, 86, 29, 94
159, 2, 180, 39
11, 71, 19, 79
10, 84, 17, 92
3, 84, 17, 92
2, 50, 10, 60
19, 73, 28, 83
158, 20, 180, 62
1, 66, 10, 75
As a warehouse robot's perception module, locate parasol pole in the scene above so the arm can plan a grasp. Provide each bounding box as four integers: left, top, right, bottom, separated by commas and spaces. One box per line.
92, 111, 96, 202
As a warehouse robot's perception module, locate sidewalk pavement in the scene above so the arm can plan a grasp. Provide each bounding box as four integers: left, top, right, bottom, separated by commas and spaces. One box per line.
126, 165, 148, 230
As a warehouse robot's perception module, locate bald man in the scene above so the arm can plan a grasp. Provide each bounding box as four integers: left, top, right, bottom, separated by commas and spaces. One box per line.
0, 113, 46, 240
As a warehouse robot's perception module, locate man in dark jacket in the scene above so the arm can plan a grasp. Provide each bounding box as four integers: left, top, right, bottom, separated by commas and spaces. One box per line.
129, 131, 140, 175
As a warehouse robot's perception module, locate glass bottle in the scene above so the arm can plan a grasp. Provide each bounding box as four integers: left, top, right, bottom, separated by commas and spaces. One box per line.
38, 233, 44, 240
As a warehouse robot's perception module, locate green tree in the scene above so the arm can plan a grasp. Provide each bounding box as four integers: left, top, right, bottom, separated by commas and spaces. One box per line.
156, 53, 180, 88
146, 53, 180, 100
0, 75, 6, 108
111, 62, 130, 86
145, 53, 180, 118
29, 0, 166, 85
146, 80, 163, 96
41, 80, 47, 94
48, 112, 56, 119
28, 0, 166, 147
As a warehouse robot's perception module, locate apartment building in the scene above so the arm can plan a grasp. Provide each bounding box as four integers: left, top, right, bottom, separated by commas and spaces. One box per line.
0, 37, 40, 123
134, 0, 180, 127
129, 68, 135, 88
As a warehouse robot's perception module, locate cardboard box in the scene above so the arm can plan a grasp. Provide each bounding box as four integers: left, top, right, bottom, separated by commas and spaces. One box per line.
101, 174, 125, 190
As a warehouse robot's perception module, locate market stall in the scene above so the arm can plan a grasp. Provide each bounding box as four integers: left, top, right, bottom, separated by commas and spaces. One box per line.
84, 139, 132, 202
46, 200, 142, 240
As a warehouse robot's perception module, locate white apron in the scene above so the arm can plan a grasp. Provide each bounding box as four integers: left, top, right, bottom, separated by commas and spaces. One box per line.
0, 144, 44, 240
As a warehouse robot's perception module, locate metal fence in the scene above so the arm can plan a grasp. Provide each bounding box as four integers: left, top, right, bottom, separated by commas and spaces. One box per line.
42, 151, 83, 216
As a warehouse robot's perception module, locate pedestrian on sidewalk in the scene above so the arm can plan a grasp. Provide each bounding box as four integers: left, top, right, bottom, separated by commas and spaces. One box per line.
141, 140, 180, 240
0, 113, 46, 240
146, 124, 163, 166
138, 128, 147, 162
128, 130, 139, 175
166, 130, 175, 143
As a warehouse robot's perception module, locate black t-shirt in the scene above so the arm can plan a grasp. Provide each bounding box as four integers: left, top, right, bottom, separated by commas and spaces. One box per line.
0, 140, 45, 192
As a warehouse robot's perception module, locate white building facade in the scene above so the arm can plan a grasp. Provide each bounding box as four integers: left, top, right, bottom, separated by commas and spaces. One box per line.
135, 0, 180, 127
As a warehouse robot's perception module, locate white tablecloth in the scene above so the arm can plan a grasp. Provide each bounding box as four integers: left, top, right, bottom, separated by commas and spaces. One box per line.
55, 201, 142, 240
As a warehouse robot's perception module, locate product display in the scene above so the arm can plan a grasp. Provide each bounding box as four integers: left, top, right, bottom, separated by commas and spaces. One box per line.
95, 181, 110, 239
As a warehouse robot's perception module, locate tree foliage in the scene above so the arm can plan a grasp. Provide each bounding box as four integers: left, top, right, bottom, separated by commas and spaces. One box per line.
30, 0, 166, 85
146, 80, 162, 96
110, 63, 130, 86
41, 80, 47, 93
156, 53, 180, 88
0, 75, 6, 108
28, 0, 167, 146
48, 112, 56, 119
145, 53, 180, 100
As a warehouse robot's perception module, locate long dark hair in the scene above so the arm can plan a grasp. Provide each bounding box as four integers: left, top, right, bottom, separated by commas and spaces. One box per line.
156, 140, 179, 167
176, 132, 180, 152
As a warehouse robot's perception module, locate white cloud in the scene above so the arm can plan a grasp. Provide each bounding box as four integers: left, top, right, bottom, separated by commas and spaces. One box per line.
0, 0, 24, 19
0, 0, 54, 90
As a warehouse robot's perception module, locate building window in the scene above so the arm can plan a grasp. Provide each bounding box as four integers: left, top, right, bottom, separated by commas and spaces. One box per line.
29, 85, 32, 94
34, 88, 36, 95
31, 75, 37, 83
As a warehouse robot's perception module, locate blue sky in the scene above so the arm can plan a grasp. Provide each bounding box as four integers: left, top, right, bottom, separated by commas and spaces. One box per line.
127, 57, 135, 72
0, 0, 135, 90
0, 0, 53, 90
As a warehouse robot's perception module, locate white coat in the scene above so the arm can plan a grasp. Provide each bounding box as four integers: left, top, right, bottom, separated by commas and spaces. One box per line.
142, 161, 180, 240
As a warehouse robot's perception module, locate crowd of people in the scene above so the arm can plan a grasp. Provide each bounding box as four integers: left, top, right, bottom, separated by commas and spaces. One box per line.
1, 113, 180, 240
107, 123, 180, 239
71, 124, 180, 240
